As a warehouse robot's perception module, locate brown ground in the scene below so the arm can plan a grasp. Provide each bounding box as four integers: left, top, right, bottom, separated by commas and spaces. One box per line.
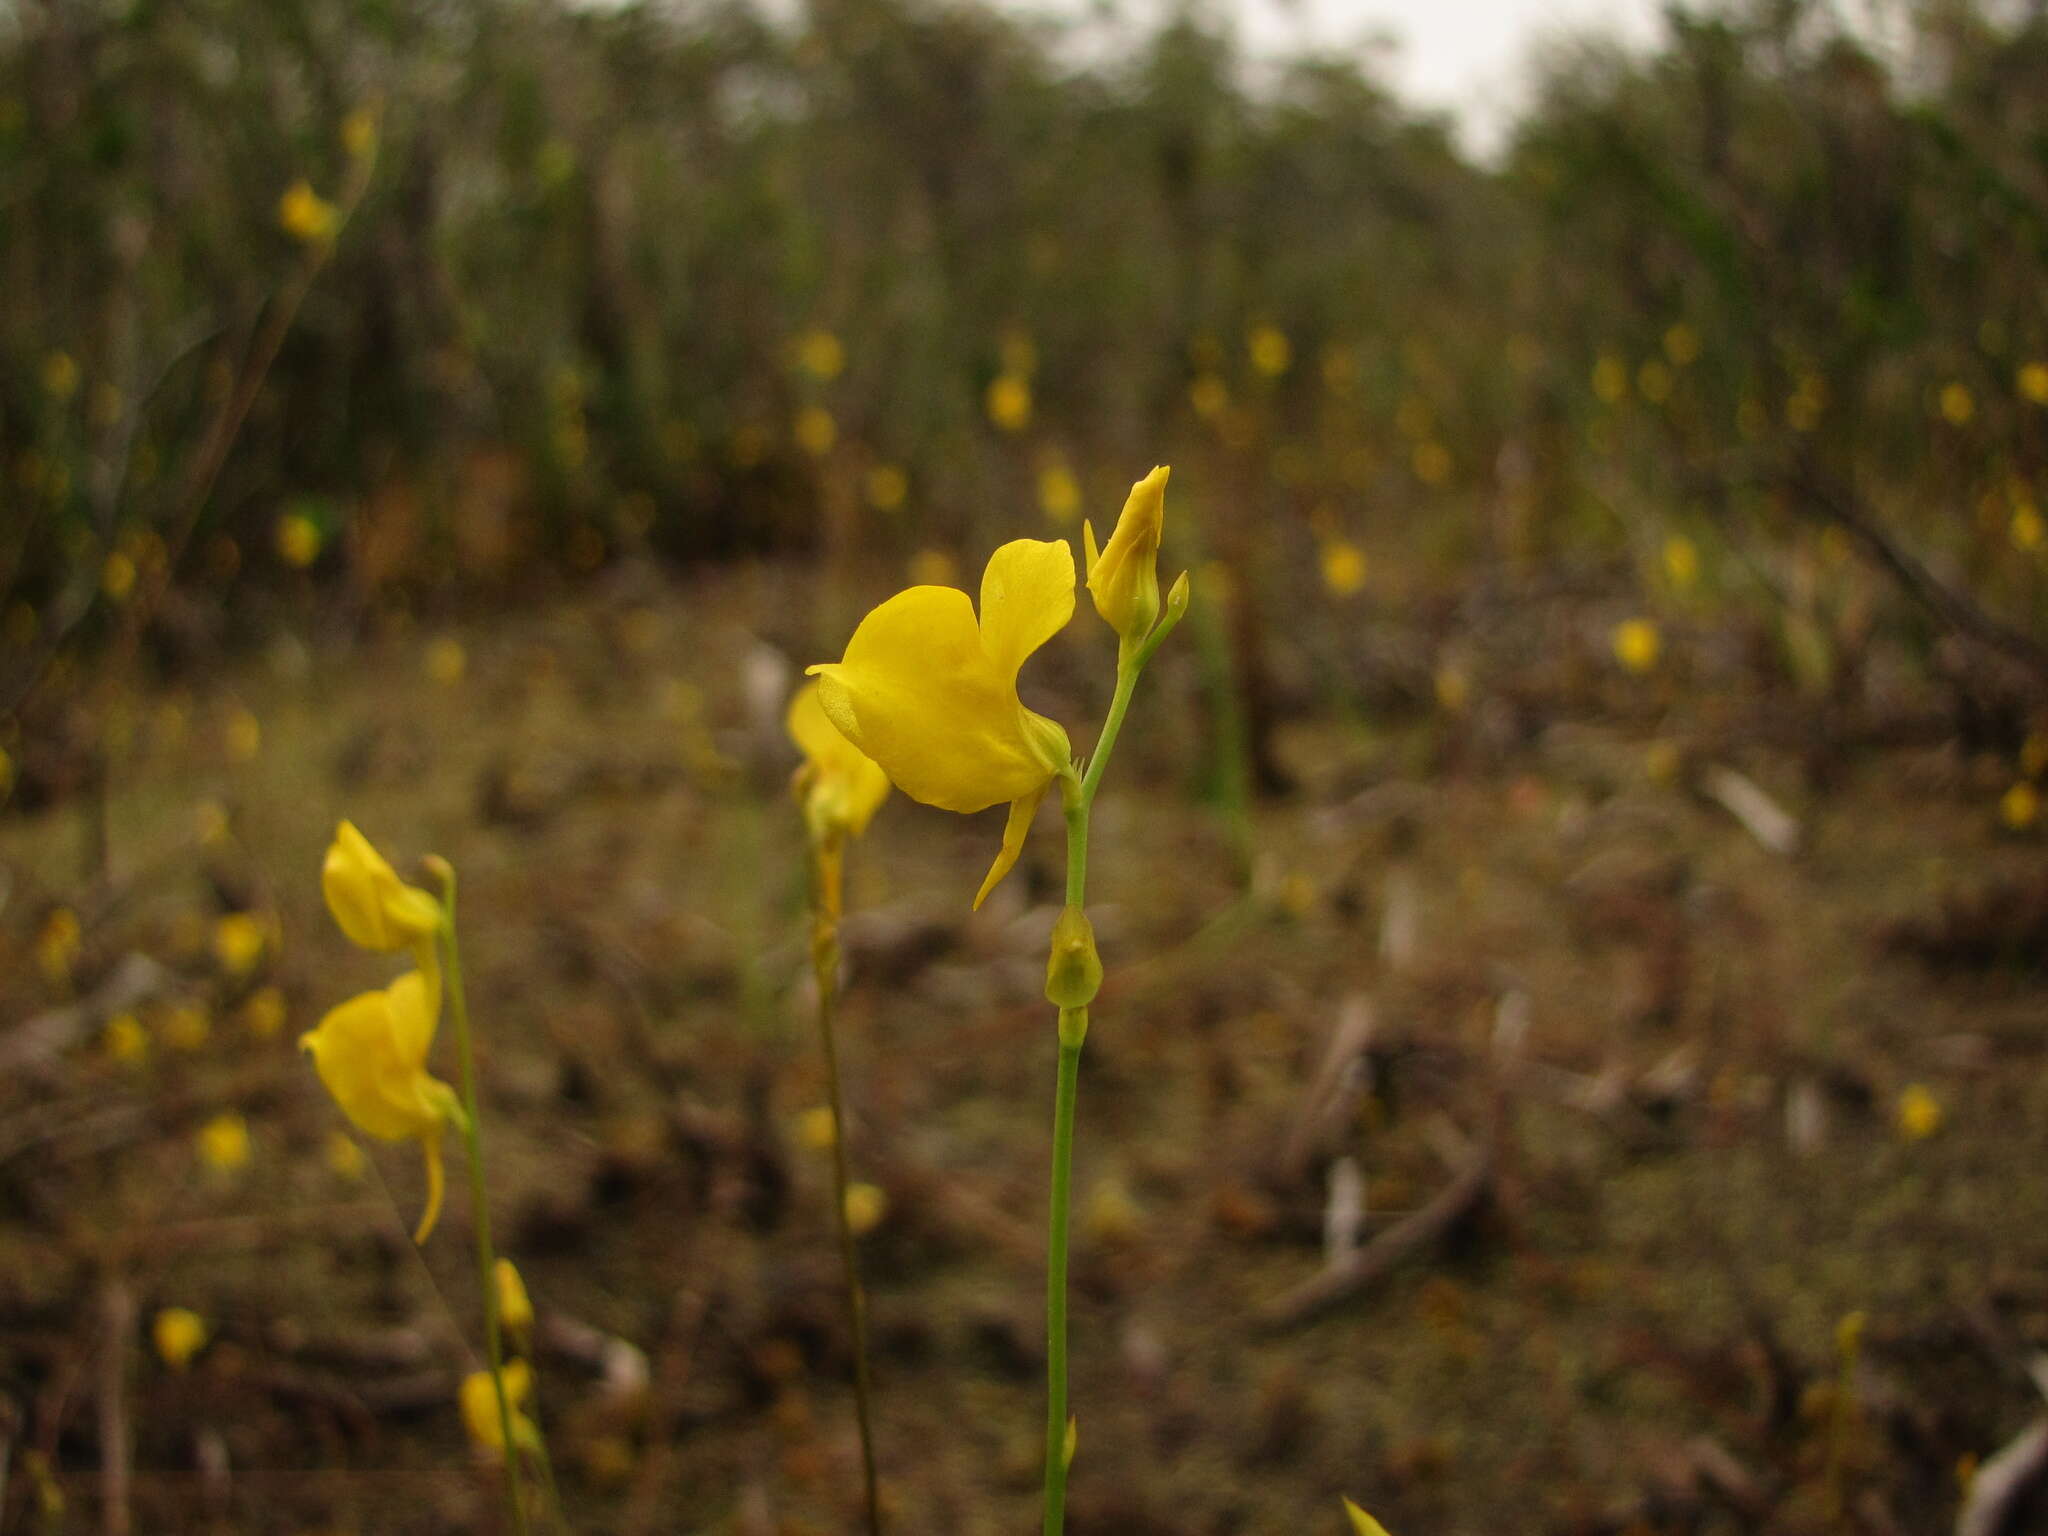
4, 551, 2047, 1535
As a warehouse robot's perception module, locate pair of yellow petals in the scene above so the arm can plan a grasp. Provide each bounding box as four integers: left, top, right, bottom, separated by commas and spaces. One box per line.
797, 466, 1171, 908
299, 822, 462, 1242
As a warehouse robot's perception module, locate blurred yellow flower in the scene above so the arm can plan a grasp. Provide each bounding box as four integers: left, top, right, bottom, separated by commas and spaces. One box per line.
795, 405, 837, 457
1663, 323, 1701, 367
844, 1181, 889, 1236
1083, 465, 1169, 645
300, 969, 459, 1242
1320, 540, 1368, 598
1037, 461, 1081, 525
787, 680, 890, 841
1248, 325, 1292, 378
1786, 375, 1826, 432
1434, 664, 1470, 714
2012, 505, 2044, 553
1591, 354, 1628, 404
36, 907, 80, 987
1612, 618, 1661, 675
104, 1012, 148, 1065
1637, 359, 1673, 404
461, 1360, 541, 1457
495, 1259, 534, 1342
2001, 780, 2039, 831
796, 328, 845, 382
193, 798, 230, 846
225, 708, 261, 762
101, 551, 137, 603
907, 547, 956, 586
213, 912, 267, 976
1896, 1084, 1942, 1141
325, 1130, 367, 1180
2020, 361, 2048, 407
1939, 382, 1975, 426
865, 463, 908, 513
1644, 739, 1682, 785
1082, 1175, 1141, 1245
198, 1112, 251, 1172
425, 637, 467, 686
797, 1104, 838, 1151
165, 1004, 211, 1052
275, 512, 322, 568
41, 351, 79, 400
323, 821, 442, 955
1411, 441, 1452, 487
1188, 373, 1229, 420
342, 103, 380, 160
278, 180, 337, 244
153, 1309, 208, 1371
809, 538, 1075, 907
241, 985, 288, 1039
1663, 534, 1700, 592
986, 372, 1032, 432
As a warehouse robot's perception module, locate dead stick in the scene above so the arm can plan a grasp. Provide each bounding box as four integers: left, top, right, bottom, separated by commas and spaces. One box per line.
98, 1280, 133, 1536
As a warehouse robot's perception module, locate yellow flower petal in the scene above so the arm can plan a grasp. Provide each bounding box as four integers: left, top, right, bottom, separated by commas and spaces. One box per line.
1085, 468, 1168, 642
787, 681, 890, 838
811, 580, 1066, 815
461, 1360, 540, 1455
973, 783, 1049, 910
1343, 1497, 1393, 1536
299, 971, 451, 1144
322, 821, 442, 952
152, 1308, 208, 1371
979, 538, 1077, 679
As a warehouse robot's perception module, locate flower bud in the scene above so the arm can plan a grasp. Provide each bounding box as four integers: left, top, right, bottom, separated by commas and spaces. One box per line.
1044, 905, 1102, 1010
1085, 466, 1169, 644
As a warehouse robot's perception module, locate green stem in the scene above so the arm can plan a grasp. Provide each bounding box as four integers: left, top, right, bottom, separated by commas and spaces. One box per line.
439, 875, 530, 1536
808, 846, 884, 1536
1043, 1023, 1083, 1536
1079, 659, 1141, 806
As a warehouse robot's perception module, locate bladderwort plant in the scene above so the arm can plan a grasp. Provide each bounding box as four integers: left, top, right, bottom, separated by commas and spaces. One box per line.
301, 822, 559, 1532
807, 465, 1187, 1535
788, 681, 893, 1535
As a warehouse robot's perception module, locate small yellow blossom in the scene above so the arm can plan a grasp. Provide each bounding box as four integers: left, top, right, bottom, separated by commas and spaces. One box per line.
1939, 382, 1975, 426
2020, 361, 2048, 407
2001, 780, 2039, 831
1612, 618, 1661, 675
1083, 466, 1170, 646
1188, 373, 1229, 420
153, 1309, 208, 1371
495, 1259, 535, 1343
795, 329, 844, 382
325, 1130, 367, 1180
1082, 1176, 1141, 1245
2012, 505, 2044, 553
1637, 359, 1673, 404
865, 463, 908, 513
342, 103, 380, 161
1434, 665, 1470, 714
788, 681, 890, 842
844, 1181, 889, 1236
1896, 1084, 1942, 1141
1835, 1310, 1867, 1360
36, 907, 81, 987
461, 1360, 541, 1457
41, 351, 79, 401
300, 968, 459, 1242
1411, 441, 1452, 487
225, 708, 261, 762
795, 405, 837, 457
275, 512, 321, 568
1343, 1497, 1393, 1536
165, 1004, 211, 1052
104, 1012, 149, 1065
241, 985, 288, 1039
1037, 461, 1081, 525
796, 1105, 838, 1151
1663, 323, 1701, 367
1248, 325, 1292, 378
322, 821, 442, 954
212, 912, 267, 976
986, 373, 1032, 432
907, 547, 956, 586
1663, 534, 1700, 592
425, 637, 467, 685
198, 1112, 251, 1172
278, 180, 337, 244
1591, 354, 1628, 404
101, 551, 137, 603
1320, 540, 1367, 598
194, 799, 231, 846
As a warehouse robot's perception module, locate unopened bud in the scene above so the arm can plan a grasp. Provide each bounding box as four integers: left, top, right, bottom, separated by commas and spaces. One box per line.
1044, 905, 1102, 1010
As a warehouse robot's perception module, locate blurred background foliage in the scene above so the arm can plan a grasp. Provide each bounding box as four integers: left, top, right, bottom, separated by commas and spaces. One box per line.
4, 0, 2048, 720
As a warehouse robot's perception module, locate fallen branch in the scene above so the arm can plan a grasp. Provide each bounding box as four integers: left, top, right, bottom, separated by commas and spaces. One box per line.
1256, 1144, 1492, 1331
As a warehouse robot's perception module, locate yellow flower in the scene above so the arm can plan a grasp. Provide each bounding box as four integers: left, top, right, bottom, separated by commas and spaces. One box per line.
104, 1012, 149, 1065
796, 1104, 838, 1151
425, 637, 467, 685
1896, 1084, 1942, 1141
1591, 354, 1628, 404
41, 351, 79, 401
278, 180, 337, 244
809, 539, 1077, 907
1320, 540, 1367, 598
299, 969, 460, 1242
1037, 461, 1081, 525
986, 373, 1032, 432
1188, 373, 1228, 420
152, 1309, 208, 1372
342, 103, 380, 161
1939, 382, 1975, 426
322, 821, 442, 954
796, 329, 845, 382
164, 1003, 211, 1052
1663, 323, 1701, 367
102, 551, 137, 603
1083, 465, 1169, 645
2020, 361, 2048, 407
1663, 534, 1700, 592
198, 1112, 251, 1172
1612, 618, 1661, 675
224, 708, 261, 761
36, 907, 81, 987
787, 681, 890, 841
461, 1360, 541, 1456
275, 512, 322, 568
2001, 780, 2039, 831
844, 1181, 889, 1236
1248, 324, 1292, 377
495, 1259, 534, 1342
1343, 1497, 1393, 1536
865, 463, 908, 513
2012, 505, 2044, 553
241, 985, 288, 1039
213, 912, 267, 976
326, 1130, 367, 1180
795, 405, 837, 457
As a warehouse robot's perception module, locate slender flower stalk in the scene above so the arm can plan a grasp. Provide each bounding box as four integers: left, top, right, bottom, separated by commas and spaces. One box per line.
430, 859, 532, 1536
